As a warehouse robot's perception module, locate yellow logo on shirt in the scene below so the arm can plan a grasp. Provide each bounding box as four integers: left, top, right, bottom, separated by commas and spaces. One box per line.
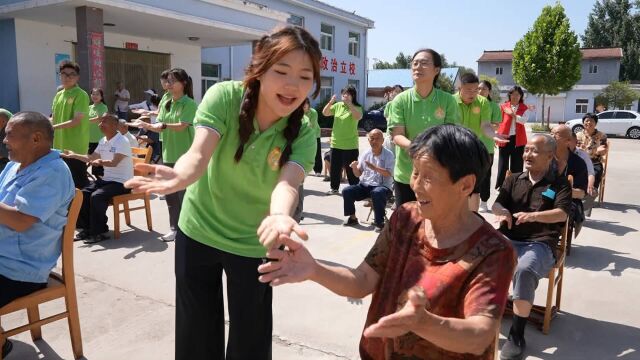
66, 97, 75, 105
435, 107, 445, 120
267, 147, 282, 171
472, 106, 480, 114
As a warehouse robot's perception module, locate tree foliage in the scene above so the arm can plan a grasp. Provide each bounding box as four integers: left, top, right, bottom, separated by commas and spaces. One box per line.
512, 3, 582, 126
598, 81, 640, 109
479, 75, 503, 103
436, 74, 454, 93
582, 0, 640, 81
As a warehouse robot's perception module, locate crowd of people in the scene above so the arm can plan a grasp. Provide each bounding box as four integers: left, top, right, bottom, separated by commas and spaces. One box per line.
0, 24, 612, 360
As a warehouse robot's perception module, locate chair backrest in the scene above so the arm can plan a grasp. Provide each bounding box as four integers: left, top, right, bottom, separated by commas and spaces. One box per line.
131, 146, 152, 176
61, 189, 83, 283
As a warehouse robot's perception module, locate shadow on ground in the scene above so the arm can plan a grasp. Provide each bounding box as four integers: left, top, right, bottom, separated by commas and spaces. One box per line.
581, 219, 637, 237
80, 227, 168, 259
565, 244, 640, 276
7, 338, 91, 360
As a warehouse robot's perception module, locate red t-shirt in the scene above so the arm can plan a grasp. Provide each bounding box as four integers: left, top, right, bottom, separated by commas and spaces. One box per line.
361, 203, 516, 359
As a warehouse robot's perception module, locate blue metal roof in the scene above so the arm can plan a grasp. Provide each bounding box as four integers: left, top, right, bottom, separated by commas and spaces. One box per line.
368, 67, 459, 88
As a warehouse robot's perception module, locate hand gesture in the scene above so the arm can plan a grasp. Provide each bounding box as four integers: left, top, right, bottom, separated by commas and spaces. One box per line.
527, 104, 536, 111
90, 159, 103, 167
257, 214, 308, 250
363, 286, 429, 338
503, 107, 514, 115
329, 95, 337, 104
513, 212, 537, 225
587, 184, 595, 197
257, 235, 315, 286
493, 133, 509, 145
349, 161, 359, 171
124, 163, 182, 195
60, 149, 76, 158
495, 209, 513, 229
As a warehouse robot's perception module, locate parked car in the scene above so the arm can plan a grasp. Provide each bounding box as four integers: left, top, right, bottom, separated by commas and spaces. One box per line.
565, 110, 640, 139
359, 104, 388, 132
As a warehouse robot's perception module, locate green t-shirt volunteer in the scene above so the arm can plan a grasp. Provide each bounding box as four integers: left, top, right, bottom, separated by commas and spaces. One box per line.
454, 93, 494, 152
52, 85, 90, 154
330, 102, 361, 150
157, 95, 196, 163
387, 87, 460, 184
88, 103, 109, 143
485, 100, 502, 153
304, 108, 321, 138
178, 81, 316, 258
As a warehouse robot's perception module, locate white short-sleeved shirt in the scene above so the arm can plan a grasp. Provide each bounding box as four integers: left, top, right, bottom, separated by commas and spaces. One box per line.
114, 89, 130, 112
96, 133, 133, 184
358, 147, 395, 189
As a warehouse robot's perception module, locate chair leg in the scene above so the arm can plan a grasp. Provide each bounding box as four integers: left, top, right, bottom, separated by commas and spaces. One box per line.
65, 292, 84, 359
556, 266, 565, 311
123, 201, 131, 226
113, 201, 120, 240
26, 305, 42, 340
542, 270, 556, 335
144, 194, 153, 231
366, 208, 373, 222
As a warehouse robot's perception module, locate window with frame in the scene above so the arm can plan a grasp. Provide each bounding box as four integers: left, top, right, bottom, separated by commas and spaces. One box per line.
320, 76, 333, 103
348, 32, 360, 57
287, 14, 304, 27
575, 99, 589, 114
320, 23, 334, 51
495, 67, 503, 75
201, 63, 221, 97
347, 79, 359, 93
589, 64, 598, 74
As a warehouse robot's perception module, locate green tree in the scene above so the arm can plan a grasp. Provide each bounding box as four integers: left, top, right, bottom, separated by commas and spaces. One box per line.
598, 81, 640, 109
436, 74, 454, 93
479, 74, 502, 103
512, 3, 582, 128
582, 0, 640, 81
373, 52, 412, 69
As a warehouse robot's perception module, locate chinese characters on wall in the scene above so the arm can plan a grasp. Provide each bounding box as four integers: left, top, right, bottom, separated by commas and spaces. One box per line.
88, 32, 105, 89
320, 56, 357, 75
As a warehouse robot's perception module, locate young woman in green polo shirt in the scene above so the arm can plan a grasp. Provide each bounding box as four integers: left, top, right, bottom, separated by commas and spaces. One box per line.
126, 26, 321, 360
134, 68, 196, 242
387, 48, 460, 207
322, 85, 363, 194
87, 88, 108, 176
478, 80, 503, 210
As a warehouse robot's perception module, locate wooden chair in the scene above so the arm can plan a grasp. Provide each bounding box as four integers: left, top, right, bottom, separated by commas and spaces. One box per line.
597, 140, 610, 205
110, 146, 153, 239
0, 189, 84, 360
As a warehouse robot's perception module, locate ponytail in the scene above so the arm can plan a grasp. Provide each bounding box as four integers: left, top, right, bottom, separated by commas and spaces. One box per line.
235, 81, 260, 162
279, 104, 304, 168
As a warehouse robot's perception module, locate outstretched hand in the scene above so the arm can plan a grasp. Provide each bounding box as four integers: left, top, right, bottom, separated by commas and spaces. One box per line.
363, 286, 429, 338
124, 163, 182, 195
257, 234, 315, 286
257, 214, 308, 250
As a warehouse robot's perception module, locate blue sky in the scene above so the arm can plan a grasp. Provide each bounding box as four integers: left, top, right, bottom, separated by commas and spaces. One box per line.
321, 0, 596, 71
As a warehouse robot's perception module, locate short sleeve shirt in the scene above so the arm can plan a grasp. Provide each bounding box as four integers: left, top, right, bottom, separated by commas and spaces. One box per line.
330, 102, 361, 150
387, 88, 460, 184
0, 151, 75, 283
454, 94, 493, 151
88, 103, 109, 143
178, 81, 316, 258
52, 85, 90, 154
358, 148, 395, 189
494, 171, 572, 252
576, 129, 607, 164
305, 108, 321, 138
114, 88, 130, 112
157, 95, 196, 163
361, 204, 516, 360
95, 133, 134, 184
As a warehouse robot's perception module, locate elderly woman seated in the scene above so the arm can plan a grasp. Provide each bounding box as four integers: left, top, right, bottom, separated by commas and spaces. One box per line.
258, 124, 516, 359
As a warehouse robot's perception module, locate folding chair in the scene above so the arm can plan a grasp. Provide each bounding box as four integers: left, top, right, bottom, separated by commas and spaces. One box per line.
597, 140, 610, 205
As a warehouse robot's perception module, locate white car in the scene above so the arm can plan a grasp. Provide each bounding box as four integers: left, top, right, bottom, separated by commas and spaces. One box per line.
565, 110, 640, 139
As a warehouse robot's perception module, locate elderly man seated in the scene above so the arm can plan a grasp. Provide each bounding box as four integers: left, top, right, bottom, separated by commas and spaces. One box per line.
62, 114, 133, 244
492, 134, 572, 360
0, 109, 12, 173
0, 112, 75, 358
342, 129, 395, 232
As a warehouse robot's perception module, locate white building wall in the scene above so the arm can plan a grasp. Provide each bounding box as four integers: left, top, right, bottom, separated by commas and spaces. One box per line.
14, 18, 203, 114
202, 44, 252, 81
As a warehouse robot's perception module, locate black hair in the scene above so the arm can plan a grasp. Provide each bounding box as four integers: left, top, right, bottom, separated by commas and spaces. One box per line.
341, 85, 361, 107
507, 86, 525, 104
582, 112, 598, 125
91, 88, 104, 104
393, 84, 404, 92
150, 94, 161, 107
479, 80, 493, 101
303, 97, 311, 108
459, 72, 479, 85
409, 124, 489, 193
160, 70, 170, 80
412, 48, 442, 86
59, 60, 80, 74
11, 111, 54, 142
164, 68, 193, 111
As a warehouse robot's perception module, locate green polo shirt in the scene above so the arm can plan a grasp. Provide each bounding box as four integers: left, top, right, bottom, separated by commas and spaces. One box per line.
330, 102, 361, 150
52, 85, 90, 154
305, 108, 320, 138
454, 93, 493, 151
179, 81, 316, 258
387, 87, 459, 184
485, 100, 502, 153
88, 103, 108, 143
158, 95, 196, 163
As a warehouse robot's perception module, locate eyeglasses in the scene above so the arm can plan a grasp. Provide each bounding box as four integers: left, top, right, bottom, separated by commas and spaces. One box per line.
411, 60, 434, 68
166, 78, 178, 85
60, 72, 78, 78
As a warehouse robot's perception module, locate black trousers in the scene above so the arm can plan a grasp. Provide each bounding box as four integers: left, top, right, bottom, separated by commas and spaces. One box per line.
77, 179, 129, 235
175, 229, 272, 360
329, 148, 359, 191
313, 138, 323, 174
480, 154, 494, 202
594, 162, 603, 189
0, 274, 46, 307
496, 135, 524, 189
63, 157, 90, 189
394, 182, 416, 207
88, 142, 104, 177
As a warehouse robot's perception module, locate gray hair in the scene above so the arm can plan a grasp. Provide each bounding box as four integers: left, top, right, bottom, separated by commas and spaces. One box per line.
11, 111, 54, 142
532, 133, 556, 153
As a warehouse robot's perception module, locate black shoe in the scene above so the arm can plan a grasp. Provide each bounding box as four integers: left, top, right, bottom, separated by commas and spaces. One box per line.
322, 176, 330, 182
326, 189, 339, 195
500, 333, 526, 360
2, 339, 13, 358
74, 230, 89, 241
84, 232, 109, 244
374, 223, 384, 232
343, 217, 358, 226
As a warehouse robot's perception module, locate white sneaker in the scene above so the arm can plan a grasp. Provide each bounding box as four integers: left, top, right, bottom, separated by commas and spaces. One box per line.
480, 201, 489, 212
160, 230, 177, 242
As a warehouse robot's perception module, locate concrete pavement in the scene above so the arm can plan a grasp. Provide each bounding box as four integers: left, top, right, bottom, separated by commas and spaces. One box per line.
3, 135, 640, 360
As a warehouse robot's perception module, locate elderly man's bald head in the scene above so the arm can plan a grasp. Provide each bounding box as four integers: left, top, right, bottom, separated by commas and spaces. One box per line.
368, 128, 384, 138
9, 111, 54, 143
